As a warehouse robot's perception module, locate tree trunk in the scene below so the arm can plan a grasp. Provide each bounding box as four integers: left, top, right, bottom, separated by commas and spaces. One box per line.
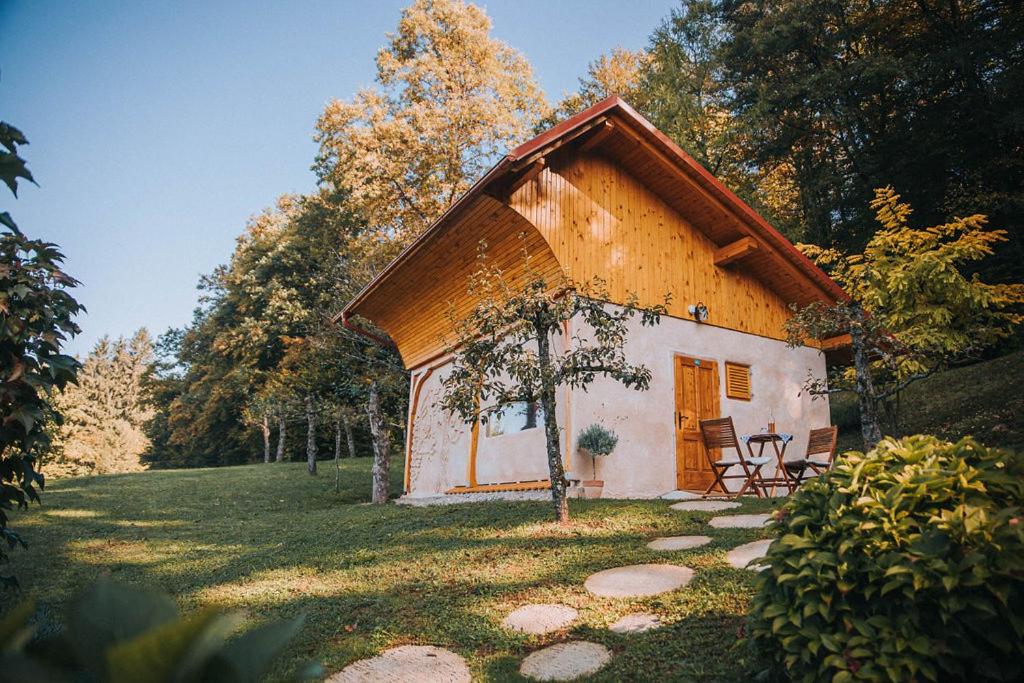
334, 411, 342, 493
305, 395, 317, 475
262, 413, 271, 464
276, 415, 286, 462
367, 383, 390, 504
536, 323, 569, 523
343, 413, 356, 459
851, 303, 883, 450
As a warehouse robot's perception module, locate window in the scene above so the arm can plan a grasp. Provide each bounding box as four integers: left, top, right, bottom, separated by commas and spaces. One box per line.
485, 401, 543, 437
724, 362, 751, 400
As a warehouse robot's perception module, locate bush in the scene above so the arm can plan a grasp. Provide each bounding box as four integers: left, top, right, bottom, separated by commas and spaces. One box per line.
577, 424, 618, 456
747, 435, 1024, 682
0, 578, 321, 681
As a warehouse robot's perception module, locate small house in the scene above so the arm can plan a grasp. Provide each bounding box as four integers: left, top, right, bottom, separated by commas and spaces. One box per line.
341, 97, 847, 499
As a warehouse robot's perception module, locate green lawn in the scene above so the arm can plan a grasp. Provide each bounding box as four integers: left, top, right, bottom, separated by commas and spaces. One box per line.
5, 459, 780, 681
832, 349, 1024, 453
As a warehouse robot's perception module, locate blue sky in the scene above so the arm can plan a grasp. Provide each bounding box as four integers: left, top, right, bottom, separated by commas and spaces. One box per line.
1, 0, 675, 356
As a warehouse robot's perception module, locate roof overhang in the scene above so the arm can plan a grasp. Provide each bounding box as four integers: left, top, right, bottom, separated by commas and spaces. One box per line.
341, 95, 848, 330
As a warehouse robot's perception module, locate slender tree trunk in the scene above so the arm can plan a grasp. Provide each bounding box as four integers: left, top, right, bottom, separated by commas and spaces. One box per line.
343, 413, 356, 459
536, 323, 569, 523
334, 411, 342, 493
305, 395, 317, 475
262, 413, 271, 464
276, 415, 286, 462
367, 383, 390, 504
851, 303, 883, 450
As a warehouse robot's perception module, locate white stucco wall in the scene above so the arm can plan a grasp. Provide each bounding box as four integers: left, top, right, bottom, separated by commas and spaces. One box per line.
404, 312, 830, 499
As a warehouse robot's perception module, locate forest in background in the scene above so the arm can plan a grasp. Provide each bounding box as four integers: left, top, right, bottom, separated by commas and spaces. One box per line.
40, 0, 1024, 476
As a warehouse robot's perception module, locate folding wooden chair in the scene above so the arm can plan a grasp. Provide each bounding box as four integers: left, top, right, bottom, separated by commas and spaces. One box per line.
699, 417, 771, 498
789, 426, 839, 486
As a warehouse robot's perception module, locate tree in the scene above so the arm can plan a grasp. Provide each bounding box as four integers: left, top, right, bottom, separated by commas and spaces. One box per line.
46, 330, 154, 477
786, 187, 1024, 448
0, 119, 82, 584
314, 0, 547, 244
540, 48, 651, 130
440, 247, 667, 522
643, 1, 804, 239
714, 0, 1024, 268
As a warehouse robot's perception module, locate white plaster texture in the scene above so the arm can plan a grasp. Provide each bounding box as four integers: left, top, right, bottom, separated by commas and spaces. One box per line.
403, 309, 830, 499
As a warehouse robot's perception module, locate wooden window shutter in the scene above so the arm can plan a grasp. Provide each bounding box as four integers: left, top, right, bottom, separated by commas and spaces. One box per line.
724, 362, 751, 400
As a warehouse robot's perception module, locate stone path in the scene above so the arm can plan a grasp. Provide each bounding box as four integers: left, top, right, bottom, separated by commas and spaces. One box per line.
519, 642, 611, 681
584, 563, 694, 598
340, 499, 780, 680
669, 500, 740, 512
660, 490, 701, 500
609, 613, 661, 634
708, 513, 772, 529
502, 604, 578, 635
726, 539, 772, 571
646, 535, 712, 551
327, 645, 471, 682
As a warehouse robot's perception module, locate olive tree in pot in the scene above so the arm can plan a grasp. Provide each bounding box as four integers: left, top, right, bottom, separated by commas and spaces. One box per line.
576, 424, 618, 498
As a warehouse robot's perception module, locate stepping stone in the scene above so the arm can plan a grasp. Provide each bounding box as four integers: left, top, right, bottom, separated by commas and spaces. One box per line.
584, 563, 694, 598
660, 490, 701, 500
519, 641, 611, 681
646, 535, 712, 551
609, 612, 661, 634
670, 500, 740, 512
328, 645, 471, 682
726, 539, 773, 571
502, 604, 578, 635
708, 513, 772, 529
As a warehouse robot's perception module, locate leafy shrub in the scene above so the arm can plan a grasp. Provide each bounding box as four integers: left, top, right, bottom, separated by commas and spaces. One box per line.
0, 578, 320, 681
747, 435, 1024, 682
577, 424, 618, 456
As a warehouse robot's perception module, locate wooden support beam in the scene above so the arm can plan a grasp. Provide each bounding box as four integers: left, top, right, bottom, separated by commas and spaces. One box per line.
614, 122, 824, 303
447, 480, 551, 494
821, 334, 852, 352
510, 116, 608, 172
507, 158, 546, 196
578, 120, 616, 153
714, 236, 760, 266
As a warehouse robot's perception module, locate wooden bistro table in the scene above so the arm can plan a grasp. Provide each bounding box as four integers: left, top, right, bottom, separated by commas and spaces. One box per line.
742, 432, 796, 496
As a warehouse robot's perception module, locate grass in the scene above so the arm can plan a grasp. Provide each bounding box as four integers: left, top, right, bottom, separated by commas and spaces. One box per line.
3, 458, 781, 681
832, 349, 1024, 453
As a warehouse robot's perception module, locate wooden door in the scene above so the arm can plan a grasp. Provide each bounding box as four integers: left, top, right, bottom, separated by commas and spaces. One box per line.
675, 356, 720, 491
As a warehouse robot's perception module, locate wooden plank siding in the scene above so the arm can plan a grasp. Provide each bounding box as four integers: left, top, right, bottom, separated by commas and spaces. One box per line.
506, 152, 794, 342
354, 195, 567, 369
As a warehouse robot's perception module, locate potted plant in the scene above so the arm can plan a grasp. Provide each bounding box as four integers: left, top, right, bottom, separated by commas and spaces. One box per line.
576, 424, 618, 498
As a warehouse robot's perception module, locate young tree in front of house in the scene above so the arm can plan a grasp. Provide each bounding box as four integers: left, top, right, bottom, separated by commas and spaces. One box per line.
786, 187, 1024, 449
440, 248, 667, 523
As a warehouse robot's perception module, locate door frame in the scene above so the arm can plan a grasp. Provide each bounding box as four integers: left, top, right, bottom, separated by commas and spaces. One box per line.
673, 353, 721, 491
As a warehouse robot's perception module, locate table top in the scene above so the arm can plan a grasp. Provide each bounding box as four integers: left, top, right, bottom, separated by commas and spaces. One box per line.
743, 432, 793, 444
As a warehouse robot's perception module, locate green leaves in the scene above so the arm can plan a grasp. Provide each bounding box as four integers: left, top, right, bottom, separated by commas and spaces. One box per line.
0, 578, 315, 682
746, 435, 1024, 682
0, 118, 83, 580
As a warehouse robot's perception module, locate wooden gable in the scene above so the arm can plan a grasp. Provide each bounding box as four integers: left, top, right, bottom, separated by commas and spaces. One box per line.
343, 97, 847, 370
506, 152, 794, 341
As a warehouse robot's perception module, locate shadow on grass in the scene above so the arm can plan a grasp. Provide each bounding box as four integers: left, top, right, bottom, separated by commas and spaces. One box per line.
5, 458, 779, 680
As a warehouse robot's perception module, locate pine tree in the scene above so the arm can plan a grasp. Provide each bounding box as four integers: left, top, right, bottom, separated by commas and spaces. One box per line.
48, 329, 154, 476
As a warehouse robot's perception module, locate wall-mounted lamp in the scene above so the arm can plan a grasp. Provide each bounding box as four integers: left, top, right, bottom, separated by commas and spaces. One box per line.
687, 302, 709, 323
